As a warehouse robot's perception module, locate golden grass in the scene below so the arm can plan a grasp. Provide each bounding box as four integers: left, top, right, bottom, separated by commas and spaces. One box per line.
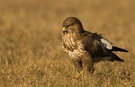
0, 0, 135, 87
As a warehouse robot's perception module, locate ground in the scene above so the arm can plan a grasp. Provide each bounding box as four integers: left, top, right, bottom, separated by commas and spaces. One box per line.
0, 0, 135, 87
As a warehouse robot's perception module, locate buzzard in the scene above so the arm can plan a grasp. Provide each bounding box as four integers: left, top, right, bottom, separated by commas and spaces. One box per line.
62, 17, 128, 75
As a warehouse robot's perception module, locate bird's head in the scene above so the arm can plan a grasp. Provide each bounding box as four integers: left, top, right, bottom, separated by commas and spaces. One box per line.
62, 17, 85, 34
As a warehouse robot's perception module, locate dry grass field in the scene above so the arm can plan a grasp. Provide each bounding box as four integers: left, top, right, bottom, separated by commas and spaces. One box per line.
0, 0, 135, 87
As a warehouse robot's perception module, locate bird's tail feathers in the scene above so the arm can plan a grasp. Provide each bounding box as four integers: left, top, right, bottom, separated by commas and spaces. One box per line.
103, 53, 124, 62
112, 46, 128, 52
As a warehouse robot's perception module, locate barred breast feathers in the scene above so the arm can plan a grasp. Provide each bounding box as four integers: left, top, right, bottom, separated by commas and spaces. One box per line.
62, 33, 86, 60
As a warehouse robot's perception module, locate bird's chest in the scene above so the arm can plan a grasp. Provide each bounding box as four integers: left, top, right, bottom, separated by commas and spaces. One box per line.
67, 45, 86, 60
62, 34, 86, 59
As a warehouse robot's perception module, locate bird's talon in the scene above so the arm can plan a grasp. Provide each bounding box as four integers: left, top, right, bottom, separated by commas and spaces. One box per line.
71, 71, 84, 79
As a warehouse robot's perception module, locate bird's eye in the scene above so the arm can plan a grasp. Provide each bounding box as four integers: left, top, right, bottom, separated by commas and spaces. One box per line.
66, 25, 70, 28
66, 23, 74, 28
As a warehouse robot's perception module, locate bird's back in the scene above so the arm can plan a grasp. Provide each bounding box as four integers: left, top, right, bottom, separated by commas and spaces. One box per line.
81, 31, 105, 58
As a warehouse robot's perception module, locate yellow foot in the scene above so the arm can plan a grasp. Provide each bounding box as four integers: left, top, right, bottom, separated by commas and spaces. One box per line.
71, 71, 84, 79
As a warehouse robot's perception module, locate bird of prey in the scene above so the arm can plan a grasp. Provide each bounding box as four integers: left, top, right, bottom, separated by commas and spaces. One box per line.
62, 17, 128, 76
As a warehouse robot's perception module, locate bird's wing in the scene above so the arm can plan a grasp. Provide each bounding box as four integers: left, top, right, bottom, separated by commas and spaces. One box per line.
81, 31, 126, 62
81, 32, 112, 57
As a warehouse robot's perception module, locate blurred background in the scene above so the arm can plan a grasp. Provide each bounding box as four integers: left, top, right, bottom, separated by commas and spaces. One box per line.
0, 0, 135, 86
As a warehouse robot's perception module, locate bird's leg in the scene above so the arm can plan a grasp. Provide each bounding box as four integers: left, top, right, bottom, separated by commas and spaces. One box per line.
82, 54, 94, 75
71, 59, 83, 78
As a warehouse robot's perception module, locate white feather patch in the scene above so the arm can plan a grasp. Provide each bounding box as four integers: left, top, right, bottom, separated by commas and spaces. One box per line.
101, 38, 112, 49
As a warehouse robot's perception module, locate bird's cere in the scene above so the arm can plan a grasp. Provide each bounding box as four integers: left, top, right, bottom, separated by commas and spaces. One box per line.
63, 27, 66, 31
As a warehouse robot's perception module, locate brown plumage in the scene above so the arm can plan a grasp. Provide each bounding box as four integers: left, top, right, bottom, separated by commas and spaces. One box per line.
62, 17, 128, 74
